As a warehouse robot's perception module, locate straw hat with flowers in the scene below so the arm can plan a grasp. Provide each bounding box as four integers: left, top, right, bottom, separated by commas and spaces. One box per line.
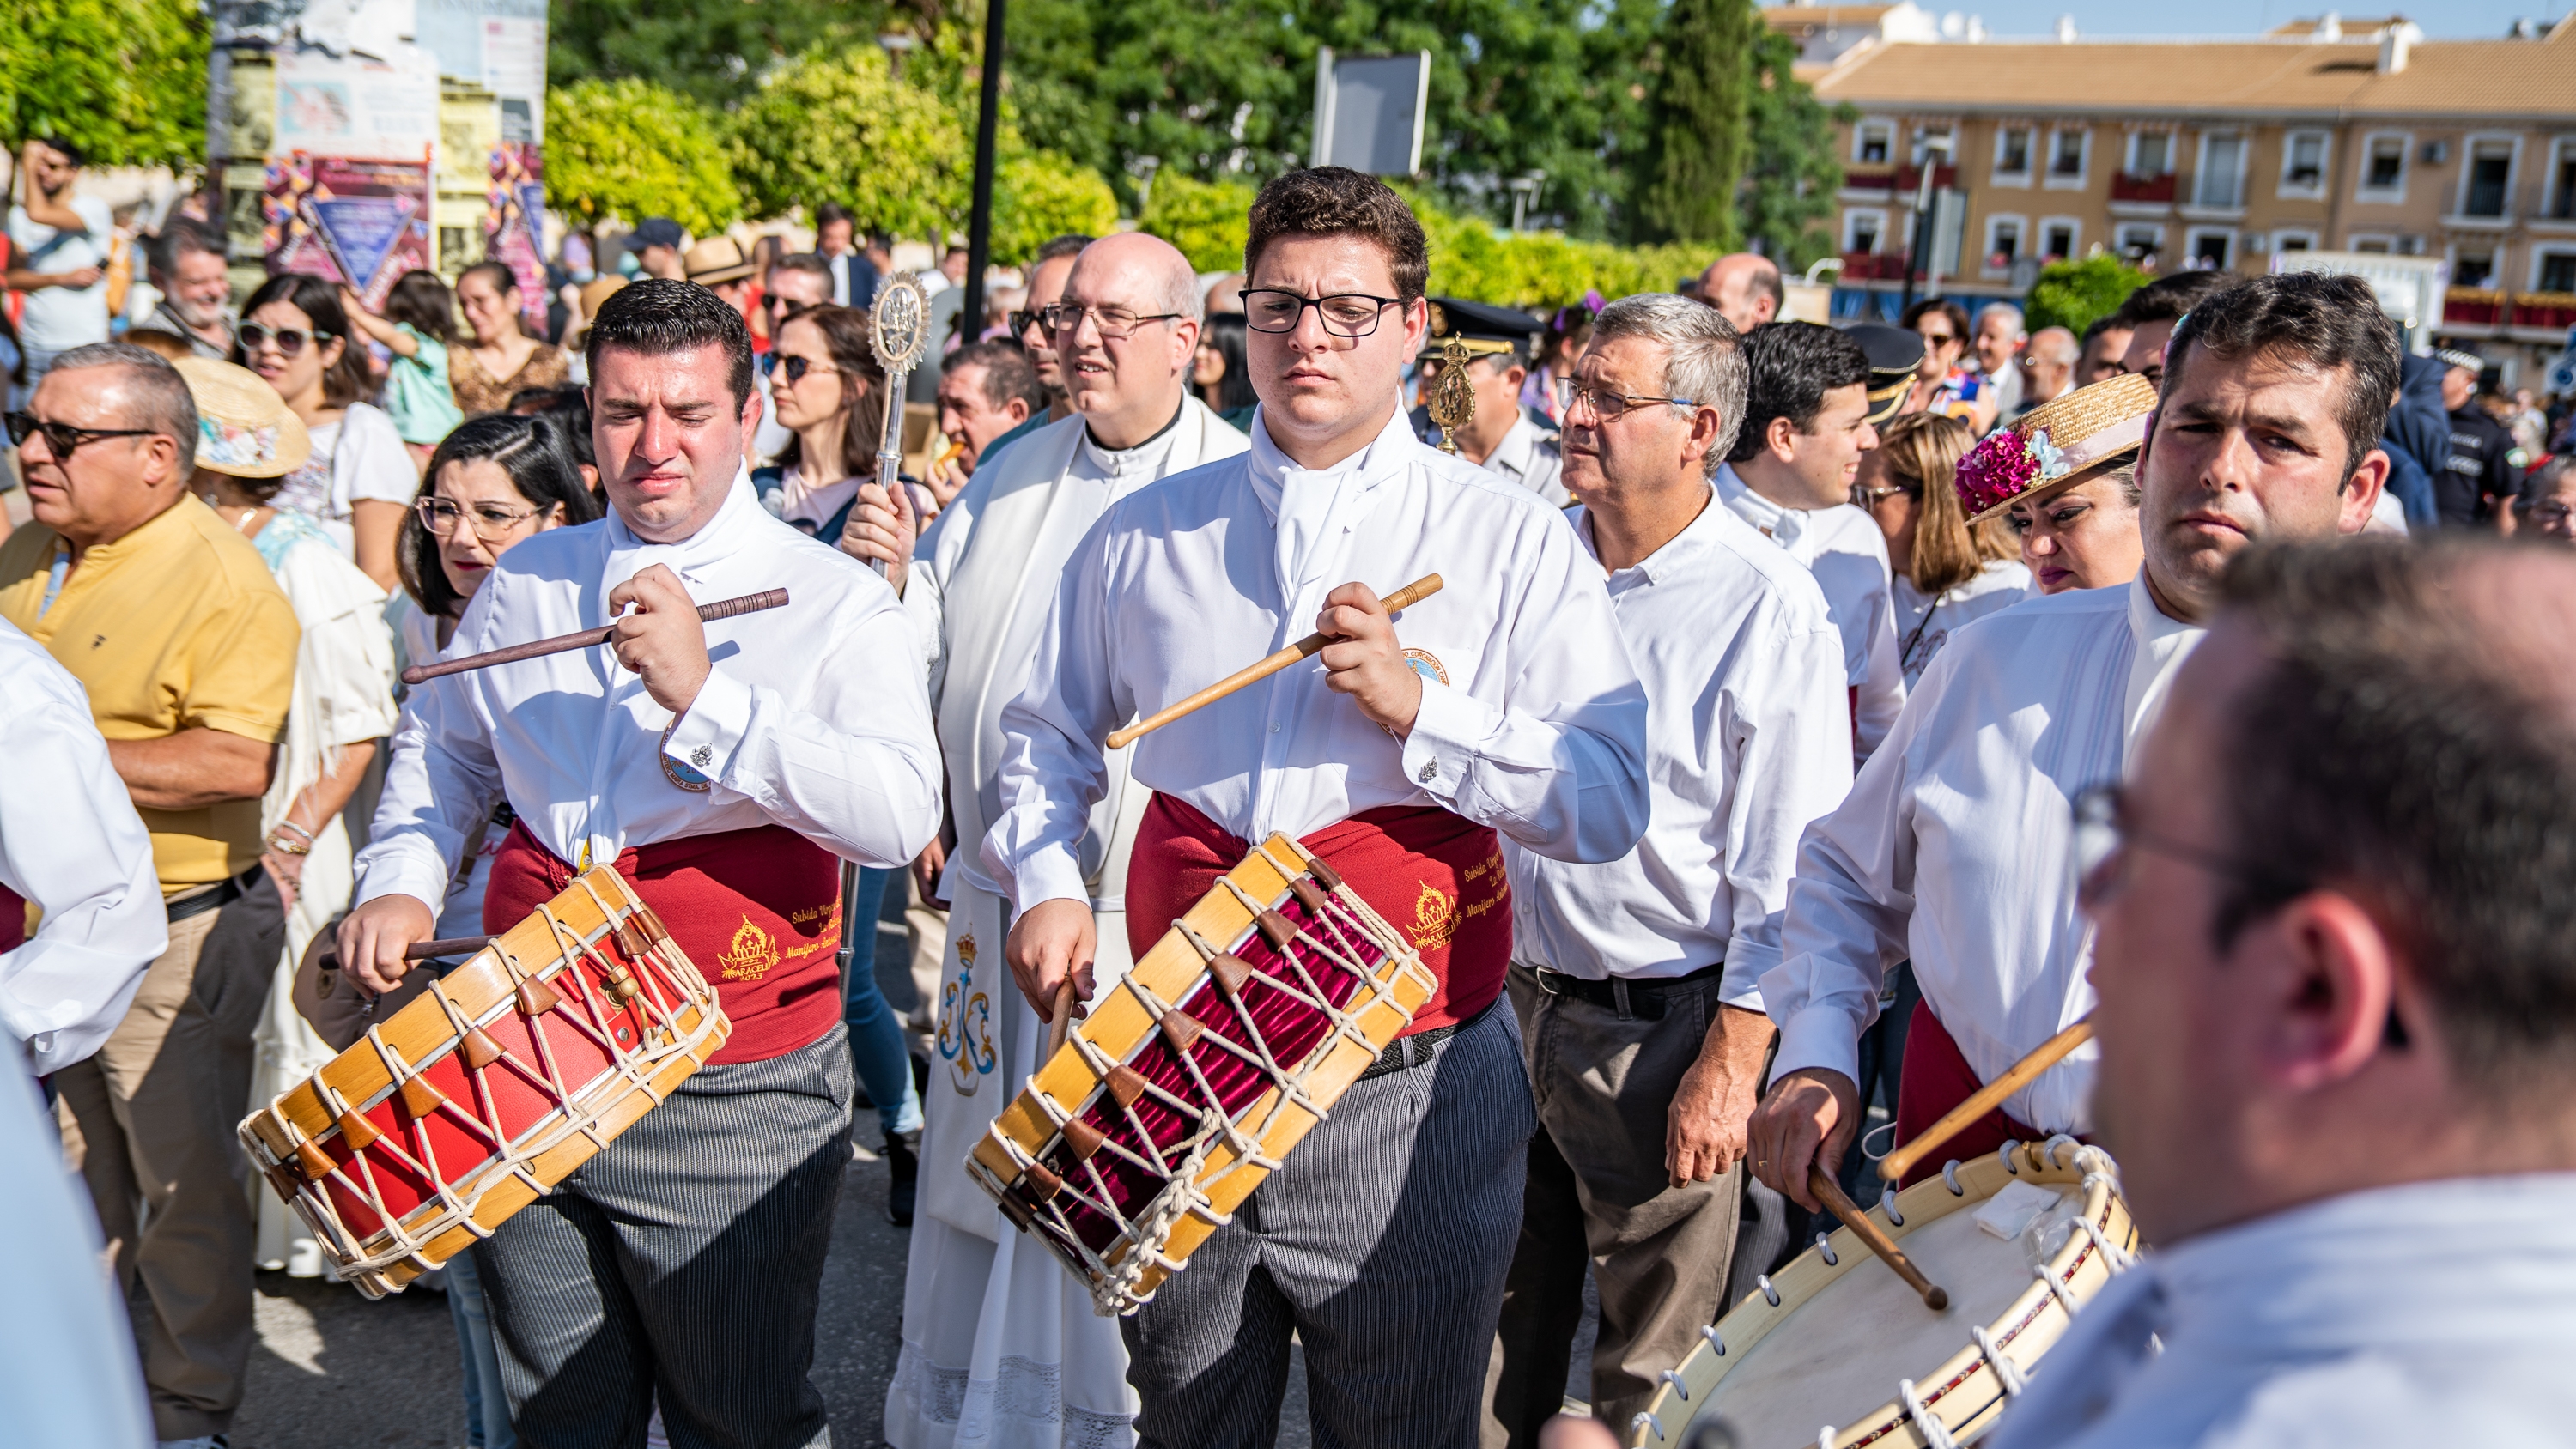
173, 356, 312, 479
1953, 371, 2159, 524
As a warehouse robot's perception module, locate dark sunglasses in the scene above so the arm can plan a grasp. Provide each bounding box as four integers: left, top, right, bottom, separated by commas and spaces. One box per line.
238, 322, 337, 356
5, 411, 155, 457
770, 355, 840, 385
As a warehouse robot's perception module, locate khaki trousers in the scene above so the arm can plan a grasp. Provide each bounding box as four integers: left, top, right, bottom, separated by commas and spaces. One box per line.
1485, 963, 1745, 1447
53, 873, 283, 1441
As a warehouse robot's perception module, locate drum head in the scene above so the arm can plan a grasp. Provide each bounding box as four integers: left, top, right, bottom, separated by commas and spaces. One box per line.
1701, 1197, 2061, 1448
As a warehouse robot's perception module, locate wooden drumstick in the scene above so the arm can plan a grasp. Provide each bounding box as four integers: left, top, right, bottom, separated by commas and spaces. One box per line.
1810, 1163, 1948, 1311
406, 937, 492, 961
1103, 575, 1445, 750
1047, 978, 1078, 1058
1877, 1016, 2094, 1184
399, 590, 791, 686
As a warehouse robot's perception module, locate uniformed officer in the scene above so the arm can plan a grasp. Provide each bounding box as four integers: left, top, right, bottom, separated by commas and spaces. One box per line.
2433, 347, 2526, 530
1845, 323, 1927, 428
1409, 296, 1569, 506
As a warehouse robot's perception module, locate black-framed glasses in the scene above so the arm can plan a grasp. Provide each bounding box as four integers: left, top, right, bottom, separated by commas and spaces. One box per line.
1039, 303, 1183, 341
2069, 783, 2308, 910
416, 496, 547, 542
1240, 289, 1404, 338
771, 355, 839, 385
2528, 499, 2574, 527
237, 323, 336, 356
1554, 380, 1697, 423
1009, 308, 1042, 339
5, 411, 155, 457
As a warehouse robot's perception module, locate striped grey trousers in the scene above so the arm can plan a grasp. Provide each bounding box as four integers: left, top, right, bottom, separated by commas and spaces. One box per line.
476, 1024, 855, 1449
1121, 998, 1537, 1449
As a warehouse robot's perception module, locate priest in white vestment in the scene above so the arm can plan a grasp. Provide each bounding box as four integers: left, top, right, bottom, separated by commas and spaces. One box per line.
881, 233, 1249, 1449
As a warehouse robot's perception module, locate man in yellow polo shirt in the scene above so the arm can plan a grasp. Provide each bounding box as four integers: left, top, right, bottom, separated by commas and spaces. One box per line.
0, 341, 296, 1449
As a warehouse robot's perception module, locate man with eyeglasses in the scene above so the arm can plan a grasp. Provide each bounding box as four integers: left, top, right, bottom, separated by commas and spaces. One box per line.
0, 343, 296, 1449
1714, 321, 1905, 764
1747, 272, 2395, 1237
985, 166, 1647, 1447
338, 280, 942, 1448
1989, 536, 2576, 1448
882, 230, 1248, 1447
973, 233, 1096, 471
1484, 294, 1851, 1449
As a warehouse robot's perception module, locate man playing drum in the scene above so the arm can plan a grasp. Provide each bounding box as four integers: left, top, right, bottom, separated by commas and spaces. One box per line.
986, 167, 1650, 1447
879, 232, 1248, 1448
1747, 272, 2397, 1213
1483, 294, 1852, 1445
340, 279, 943, 1447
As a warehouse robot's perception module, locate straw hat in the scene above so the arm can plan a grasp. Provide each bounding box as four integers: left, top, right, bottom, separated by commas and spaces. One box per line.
683, 236, 756, 285
1954, 371, 2158, 524
577, 274, 629, 320
173, 357, 312, 478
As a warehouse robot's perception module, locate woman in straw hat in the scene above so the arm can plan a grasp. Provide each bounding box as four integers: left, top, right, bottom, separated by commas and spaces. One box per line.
1854, 410, 2034, 685
1963, 373, 2159, 596
173, 356, 400, 1276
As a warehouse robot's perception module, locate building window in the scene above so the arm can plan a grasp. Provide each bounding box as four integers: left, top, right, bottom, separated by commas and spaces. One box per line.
1845, 208, 1887, 256
2049, 129, 2087, 182
2350, 233, 2395, 254
2552, 142, 2576, 220
2188, 229, 2233, 270
2362, 135, 2408, 195
2540, 252, 2576, 294
2273, 230, 2317, 254
2041, 219, 2078, 260
1995, 126, 2032, 182
2129, 131, 2172, 177
1856, 120, 1894, 166
2117, 224, 2164, 264
2197, 134, 2246, 209
1985, 215, 2025, 273
2462, 139, 2515, 218
2453, 250, 2496, 288
2281, 130, 2329, 194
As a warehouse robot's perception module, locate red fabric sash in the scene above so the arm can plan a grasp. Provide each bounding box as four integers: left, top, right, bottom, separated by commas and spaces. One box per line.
483, 820, 843, 1066
0, 885, 22, 954
1892, 997, 2042, 1186
1125, 792, 1510, 1035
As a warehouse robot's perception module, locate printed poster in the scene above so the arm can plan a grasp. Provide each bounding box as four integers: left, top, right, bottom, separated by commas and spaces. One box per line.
265, 155, 436, 310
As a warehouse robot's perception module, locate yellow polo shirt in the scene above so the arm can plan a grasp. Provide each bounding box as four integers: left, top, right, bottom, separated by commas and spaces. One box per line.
0, 495, 299, 894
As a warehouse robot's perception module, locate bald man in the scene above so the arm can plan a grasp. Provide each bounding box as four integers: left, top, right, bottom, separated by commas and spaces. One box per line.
1699, 253, 1783, 335
882, 231, 1249, 1445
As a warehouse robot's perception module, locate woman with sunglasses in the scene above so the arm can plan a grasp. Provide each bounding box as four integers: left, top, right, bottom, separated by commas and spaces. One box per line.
1856, 411, 2032, 684
448, 261, 568, 417
234, 274, 419, 591
171, 358, 400, 1273
763, 302, 923, 546
1899, 297, 1996, 434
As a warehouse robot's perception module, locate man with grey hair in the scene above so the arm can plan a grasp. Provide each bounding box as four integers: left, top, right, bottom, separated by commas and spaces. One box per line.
879, 230, 1249, 1446
1485, 294, 1854, 1448
2015, 324, 2080, 416
0, 341, 296, 1449
1698, 252, 1785, 334
1971, 300, 2028, 419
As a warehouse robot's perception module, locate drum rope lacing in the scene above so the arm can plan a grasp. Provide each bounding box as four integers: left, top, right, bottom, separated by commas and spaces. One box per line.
986, 838, 1434, 1315
251, 879, 721, 1291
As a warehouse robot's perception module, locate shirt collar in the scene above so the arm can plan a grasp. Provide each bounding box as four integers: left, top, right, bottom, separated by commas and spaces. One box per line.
1245, 402, 1424, 600
1575, 485, 1720, 588
1078, 399, 1188, 476
1715, 461, 1809, 555
1484, 414, 1540, 476
605, 468, 761, 583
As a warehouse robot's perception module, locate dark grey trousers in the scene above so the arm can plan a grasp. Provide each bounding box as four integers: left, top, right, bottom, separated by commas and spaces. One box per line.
1121, 997, 1535, 1449
477, 1024, 854, 1449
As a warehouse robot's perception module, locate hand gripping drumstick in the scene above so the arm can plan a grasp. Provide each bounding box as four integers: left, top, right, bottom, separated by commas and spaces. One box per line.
1877, 1016, 2095, 1184
1047, 978, 1078, 1058
1808, 1163, 1948, 1311
406, 937, 492, 961
1103, 575, 1445, 750
398, 590, 791, 686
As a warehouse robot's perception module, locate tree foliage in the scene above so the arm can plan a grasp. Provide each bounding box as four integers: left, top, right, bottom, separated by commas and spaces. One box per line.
1638, 0, 1753, 248
1740, 26, 1850, 268
546, 0, 886, 108
2023, 254, 2152, 336
728, 45, 971, 239
0, 0, 206, 167
989, 155, 1120, 265
1136, 173, 1257, 273
545, 77, 742, 233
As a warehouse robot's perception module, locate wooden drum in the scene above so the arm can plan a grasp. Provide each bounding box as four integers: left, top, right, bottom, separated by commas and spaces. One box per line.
971, 834, 1436, 1316
239, 868, 729, 1298
1631, 1138, 2141, 1449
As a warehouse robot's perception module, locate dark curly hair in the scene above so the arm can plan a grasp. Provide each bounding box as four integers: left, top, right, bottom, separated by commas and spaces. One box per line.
584, 276, 755, 409
1244, 167, 1429, 303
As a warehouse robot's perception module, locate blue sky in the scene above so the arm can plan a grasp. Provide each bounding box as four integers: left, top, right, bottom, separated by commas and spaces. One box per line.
1923, 1, 2564, 39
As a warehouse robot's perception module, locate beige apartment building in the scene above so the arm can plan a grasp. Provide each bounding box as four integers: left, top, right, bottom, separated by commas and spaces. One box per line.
1795, 10, 2576, 384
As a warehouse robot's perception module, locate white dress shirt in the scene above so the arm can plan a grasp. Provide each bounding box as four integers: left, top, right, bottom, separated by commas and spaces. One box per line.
1759, 573, 2202, 1131
0, 619, 165, 1073
983, 403, 1650, 913
1988, 1174, 2576, 1449
1507, 494, 1851, 999
1892, 558, 2035, 688
1477, 413, 1569, 508
356, 476, 943, 912
0, 1061, 154, 1446
1716, 464, 1906, 761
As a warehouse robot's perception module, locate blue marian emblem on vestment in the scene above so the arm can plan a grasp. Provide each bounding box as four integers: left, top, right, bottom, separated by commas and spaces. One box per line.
937, 932, 997, 1094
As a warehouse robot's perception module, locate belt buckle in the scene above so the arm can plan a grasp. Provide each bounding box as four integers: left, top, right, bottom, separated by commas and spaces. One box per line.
1534, 967, 1564, 997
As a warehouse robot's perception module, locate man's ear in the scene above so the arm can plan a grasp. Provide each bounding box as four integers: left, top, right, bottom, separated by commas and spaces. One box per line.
1005, 397, 1030, 424
1765, 414, 1801, 464
739, 384, 764, 437
2339, 448, 2391, 533
2250, 889, 2403, 1095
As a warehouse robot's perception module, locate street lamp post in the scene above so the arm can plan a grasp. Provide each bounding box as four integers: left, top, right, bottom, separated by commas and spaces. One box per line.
960, 0, 1006, 359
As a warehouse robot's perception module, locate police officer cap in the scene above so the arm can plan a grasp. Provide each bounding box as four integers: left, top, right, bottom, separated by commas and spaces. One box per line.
1420, 296, 1546, 363
1844, 323, 1927, 426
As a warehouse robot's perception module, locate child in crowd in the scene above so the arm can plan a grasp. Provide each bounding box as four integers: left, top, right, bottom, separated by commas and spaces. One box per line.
342, 270, 465, 472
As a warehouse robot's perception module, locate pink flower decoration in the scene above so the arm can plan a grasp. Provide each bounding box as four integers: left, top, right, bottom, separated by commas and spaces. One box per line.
1956, 428, 2041, 515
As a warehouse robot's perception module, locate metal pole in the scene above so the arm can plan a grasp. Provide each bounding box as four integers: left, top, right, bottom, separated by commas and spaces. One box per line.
1899, 152, 1936, 316
961, 0, 1006, 355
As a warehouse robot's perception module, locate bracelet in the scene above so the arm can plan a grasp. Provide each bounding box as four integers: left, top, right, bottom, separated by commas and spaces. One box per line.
265, 830, 313, 858
272, 819, 317, 846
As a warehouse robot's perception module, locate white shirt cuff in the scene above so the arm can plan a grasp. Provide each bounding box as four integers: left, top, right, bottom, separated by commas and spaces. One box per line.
667, 670, 755, 786
1397, 677, 1492, 803
352, 853, 450, 919
1006, 846, 1093, 917
1718, 941, 1779, 1011
1771, 1005, 1866, 1089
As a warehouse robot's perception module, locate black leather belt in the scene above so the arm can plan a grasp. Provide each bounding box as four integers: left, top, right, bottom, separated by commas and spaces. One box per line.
1530, 960, 1724, 1021
166, 866, 262, 925
1357, 992, 1501, 1081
